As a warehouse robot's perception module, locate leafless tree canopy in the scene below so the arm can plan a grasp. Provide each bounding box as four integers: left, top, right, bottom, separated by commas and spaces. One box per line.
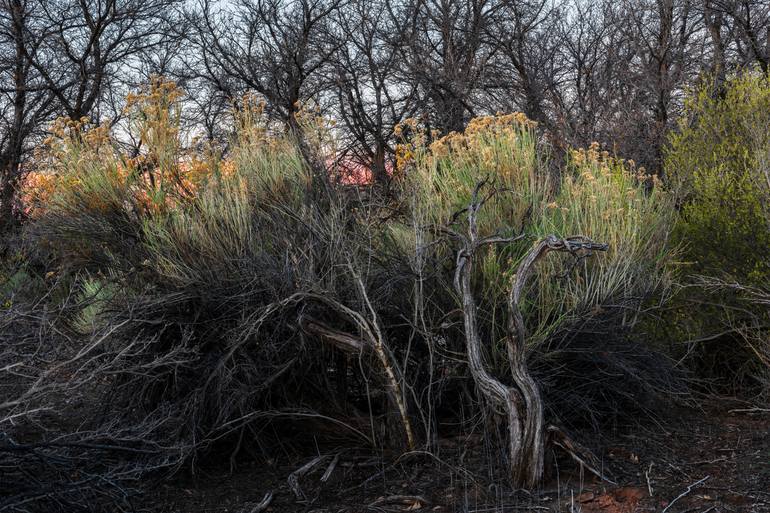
2, 0, 770, 222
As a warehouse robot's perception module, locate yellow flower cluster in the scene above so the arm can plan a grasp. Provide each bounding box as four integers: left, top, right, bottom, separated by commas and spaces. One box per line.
428, 113, 536, 159
464, 112, 537, 135
393, 118, 426, 175
394, 112, 538, 179
569, 142, 657, 186
125, 77, 183, 112
550, 140, 671, 246
393, 117, 423, 138
570, 142, 607, 168
293, 100, 338, 157
43, 116, 112, 157
127, 76, 183, 168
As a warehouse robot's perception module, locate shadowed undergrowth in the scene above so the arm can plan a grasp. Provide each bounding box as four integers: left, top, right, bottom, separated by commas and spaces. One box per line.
0, 80, 691, 511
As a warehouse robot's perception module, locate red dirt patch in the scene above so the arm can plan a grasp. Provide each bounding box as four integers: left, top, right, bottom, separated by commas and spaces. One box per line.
578, 487, 646, 513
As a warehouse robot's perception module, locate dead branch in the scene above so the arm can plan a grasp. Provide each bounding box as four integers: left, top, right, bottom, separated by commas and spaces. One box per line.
368, 495, 429, 510
453, 181, 607, 488
298, 283, 418, 451
546, 425, 616, 485
662, 475, 710, 513
249, 492, 274, 513
300, 316, 367, 353
321, 453, 340, 482
288, 455, 332, 500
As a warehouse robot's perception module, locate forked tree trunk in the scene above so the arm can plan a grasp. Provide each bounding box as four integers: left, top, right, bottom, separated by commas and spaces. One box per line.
454, 184, 607, 487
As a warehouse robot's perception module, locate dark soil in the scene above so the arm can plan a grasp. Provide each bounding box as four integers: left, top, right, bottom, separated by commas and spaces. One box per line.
139, 400, 770, 513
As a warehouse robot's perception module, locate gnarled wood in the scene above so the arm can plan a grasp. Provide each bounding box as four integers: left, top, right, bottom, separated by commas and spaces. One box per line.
506, 235, 608, 487
454, 181, 607, 488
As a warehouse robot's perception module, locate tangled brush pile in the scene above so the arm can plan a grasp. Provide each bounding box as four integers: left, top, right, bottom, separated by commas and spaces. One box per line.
2, 79, 680, 510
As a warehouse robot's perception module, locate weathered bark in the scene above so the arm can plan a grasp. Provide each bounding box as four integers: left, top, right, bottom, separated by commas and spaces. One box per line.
506, 235, 608, 486
0, 0, 29, 232
455, 241, 527, 484
454, 182, 607, 488
299, 291, 418, 451
371, 143, 389, 186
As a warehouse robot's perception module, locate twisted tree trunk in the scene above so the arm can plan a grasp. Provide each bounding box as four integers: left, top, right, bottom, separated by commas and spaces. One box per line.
454, 183, 607, 487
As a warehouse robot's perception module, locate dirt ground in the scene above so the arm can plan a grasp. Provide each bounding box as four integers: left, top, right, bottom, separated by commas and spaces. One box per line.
142, 400, 770, 513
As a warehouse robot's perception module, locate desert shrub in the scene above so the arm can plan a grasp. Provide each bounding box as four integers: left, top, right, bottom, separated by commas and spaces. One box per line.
667, 71, 770, 286
532, 146, 674, 342
665, 72, 770, 393
0, 255, 34, 304
400, 116, 674, 349
12, 77, 679, 506
19, 81, 422, 475
26, 118, 140, 272
395, 115, 679, 432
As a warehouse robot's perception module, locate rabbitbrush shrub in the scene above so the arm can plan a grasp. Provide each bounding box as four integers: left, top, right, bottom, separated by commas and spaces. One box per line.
17, 79, 679, 485
395, 116, 678, 429
399, 116, 675, 350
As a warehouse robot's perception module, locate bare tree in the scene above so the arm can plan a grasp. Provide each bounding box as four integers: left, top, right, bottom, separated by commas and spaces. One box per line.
187, 0, 343, 131
0, 0, 55, 231
25, 0, 180, 123
548, 1, 625, 149
720, 0, 770, 72
546, 0, 705, 174
395, 0, 501, 134
642, 0, 702, 171
702, 0, 729, 87
488, 0, 563, 128
330, 0, 417, 184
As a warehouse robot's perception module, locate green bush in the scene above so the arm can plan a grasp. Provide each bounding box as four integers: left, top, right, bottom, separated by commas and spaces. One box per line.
665, 71, 770, 392
667, 72, 770, 285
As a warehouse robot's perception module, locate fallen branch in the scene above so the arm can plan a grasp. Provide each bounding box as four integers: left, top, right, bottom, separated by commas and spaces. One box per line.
547, 425, 616, 485
300, 316, 367, 353
249, 492, 274, 513
321, 453, 340, 483
662, 475, 710, 513
646, 462, 654, 496
728, 407, 770, 414
288, 455, 331, 500
368, 495, 429, 511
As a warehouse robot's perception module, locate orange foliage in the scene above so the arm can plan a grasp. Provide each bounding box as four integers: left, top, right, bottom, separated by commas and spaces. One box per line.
21, 78, 241, 217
